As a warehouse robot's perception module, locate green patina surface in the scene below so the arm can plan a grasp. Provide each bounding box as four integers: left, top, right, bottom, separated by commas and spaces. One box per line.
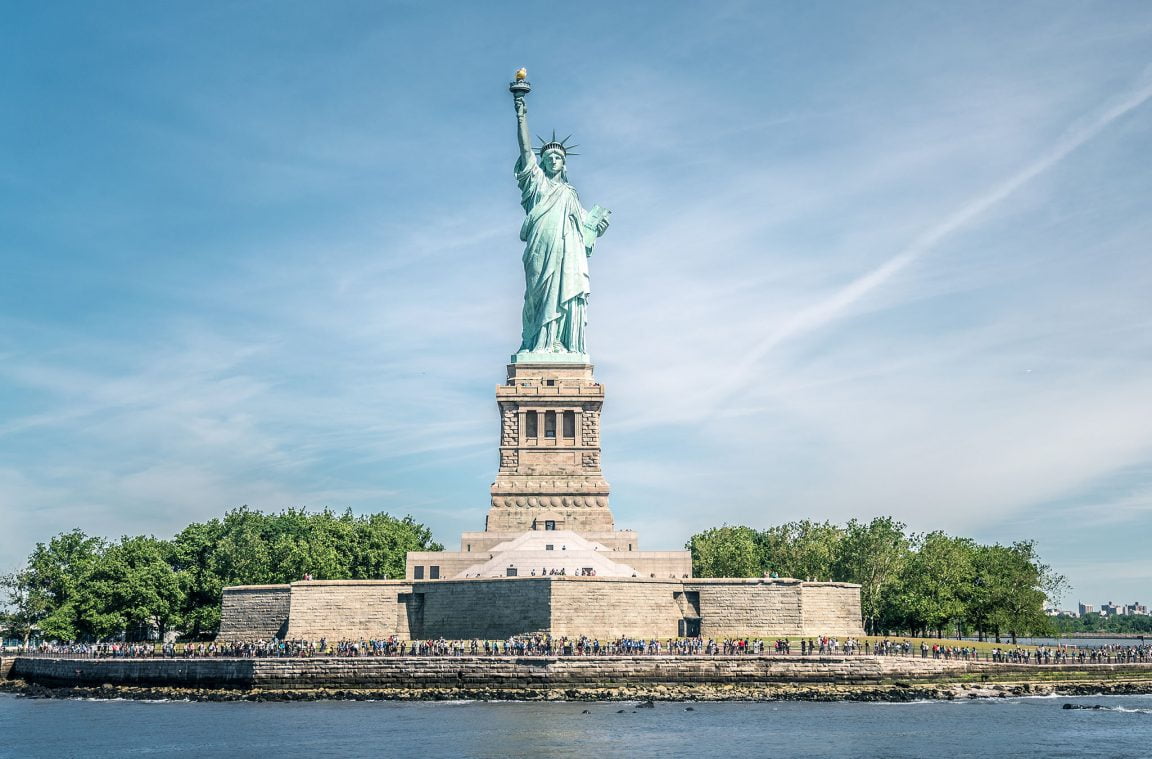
510, 73, 610, 364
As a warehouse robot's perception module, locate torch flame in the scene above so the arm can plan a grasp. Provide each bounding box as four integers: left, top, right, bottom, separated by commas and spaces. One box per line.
515, 68, 528, 81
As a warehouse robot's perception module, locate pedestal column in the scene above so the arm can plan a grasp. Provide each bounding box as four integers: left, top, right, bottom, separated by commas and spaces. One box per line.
486, 362, 614, 533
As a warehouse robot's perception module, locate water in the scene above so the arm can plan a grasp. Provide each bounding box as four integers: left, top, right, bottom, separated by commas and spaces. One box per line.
2, 693, 1151, 759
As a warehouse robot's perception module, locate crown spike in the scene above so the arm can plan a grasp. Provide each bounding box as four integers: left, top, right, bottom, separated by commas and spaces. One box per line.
535, 130, 580, 158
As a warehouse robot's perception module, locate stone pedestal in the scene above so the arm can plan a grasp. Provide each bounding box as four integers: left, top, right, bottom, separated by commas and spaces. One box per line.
402, 360, 692, 580
486, 362, 614, 533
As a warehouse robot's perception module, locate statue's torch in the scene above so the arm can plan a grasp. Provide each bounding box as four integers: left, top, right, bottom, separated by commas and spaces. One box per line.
509, 68, 531, 97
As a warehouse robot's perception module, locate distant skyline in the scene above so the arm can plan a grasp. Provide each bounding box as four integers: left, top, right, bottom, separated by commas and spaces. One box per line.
2, 2, 1151, 605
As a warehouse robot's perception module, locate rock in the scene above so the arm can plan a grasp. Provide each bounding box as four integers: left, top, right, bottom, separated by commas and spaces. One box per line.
636, 700, 655, 709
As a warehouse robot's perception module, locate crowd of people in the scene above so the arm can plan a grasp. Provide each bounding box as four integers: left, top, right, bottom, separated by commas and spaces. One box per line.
987, 643, 1149, 664
14, 637, 1149, 664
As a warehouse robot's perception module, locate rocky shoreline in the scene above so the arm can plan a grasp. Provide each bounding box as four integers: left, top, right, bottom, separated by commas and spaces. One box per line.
4, 677, 1151, 703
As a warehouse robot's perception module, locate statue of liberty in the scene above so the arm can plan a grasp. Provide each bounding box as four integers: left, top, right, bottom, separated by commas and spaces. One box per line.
510, 70, 610, 362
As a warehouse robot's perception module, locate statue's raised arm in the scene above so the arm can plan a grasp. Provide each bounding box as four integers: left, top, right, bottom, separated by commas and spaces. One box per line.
508, 71, 609, 364
513, 95, 533, 169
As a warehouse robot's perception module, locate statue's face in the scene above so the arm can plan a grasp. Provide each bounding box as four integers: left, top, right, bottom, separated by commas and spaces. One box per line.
542, 150, 565, 177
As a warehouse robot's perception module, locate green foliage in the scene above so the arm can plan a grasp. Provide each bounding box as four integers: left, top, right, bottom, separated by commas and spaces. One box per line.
78, 536, 183, 640
2, 507, 441, 642
1052, 613, 1152, 635
687, 526, 762, 577
760, 520, 844, 582
0, 568, 47, 645
834, 517, 909, 632
20, 530, 106, 641
889, 532, 972, 636
687, 517, 1065, 639
967, 541, 1057, 642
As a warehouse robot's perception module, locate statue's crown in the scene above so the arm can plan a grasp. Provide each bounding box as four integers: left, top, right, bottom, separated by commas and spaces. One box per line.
536, 130, 579, 157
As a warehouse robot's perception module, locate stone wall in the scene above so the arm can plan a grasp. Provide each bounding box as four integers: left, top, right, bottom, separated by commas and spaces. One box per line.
460, 530, 639, 553
550, 578, 683, 638
417, 578, 551, 639
407, 545, 689, 581
0, 656, 12, 680
621, 552, 694, 578
405, 552, 476, 581
17, 655, 1146, 691
217, 585, 291, 640
284, 581, 413, 641
690, 579, 805, 638
239, 654, 959, 688
217, 576, 863, 642
11, 657, 255, 687
801, 582, 864, 636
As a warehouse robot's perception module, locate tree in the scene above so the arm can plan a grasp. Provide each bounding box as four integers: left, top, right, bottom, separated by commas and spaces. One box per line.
685, 516, 1065, 640
758, 520, 844, 582
4, 507, 444, 642
687, 526, 763, 577
833, 517, 909, 633
893, 532, 974, 637
348, 512, 442, 581
968, 541, 1056, 642
76, 536, 182, 641
0, 568, 49, 645
21, 530, 106, 641
171, 506, 443, 637
172, 519, 227, 639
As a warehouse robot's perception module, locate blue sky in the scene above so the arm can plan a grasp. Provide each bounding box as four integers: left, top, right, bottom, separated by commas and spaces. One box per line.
2, 1, 1150, 607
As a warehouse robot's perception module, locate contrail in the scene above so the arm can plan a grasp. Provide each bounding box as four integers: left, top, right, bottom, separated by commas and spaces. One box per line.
718, 74, 1152, 406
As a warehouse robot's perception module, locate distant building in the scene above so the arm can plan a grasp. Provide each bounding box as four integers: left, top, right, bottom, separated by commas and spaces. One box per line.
1125, 602, 1148, 616
1078, 602, 1095, 616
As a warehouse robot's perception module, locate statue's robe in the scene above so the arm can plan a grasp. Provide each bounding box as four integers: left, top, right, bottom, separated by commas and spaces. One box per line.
515, 154, 591, 354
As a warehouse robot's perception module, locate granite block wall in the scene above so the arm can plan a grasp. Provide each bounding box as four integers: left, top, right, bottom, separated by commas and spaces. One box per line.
689, 579, 805, 638
416, 578, 551, 639
284, 581, 413, 641
217, 586, 291, 640
217, 576, 864, 642
10, 657, 256, 687
17, 655, 1134, 691
404, 552, 477, 581
801, 583, 864, 636
620, 553, 694, 578
549, 578, 683, 638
